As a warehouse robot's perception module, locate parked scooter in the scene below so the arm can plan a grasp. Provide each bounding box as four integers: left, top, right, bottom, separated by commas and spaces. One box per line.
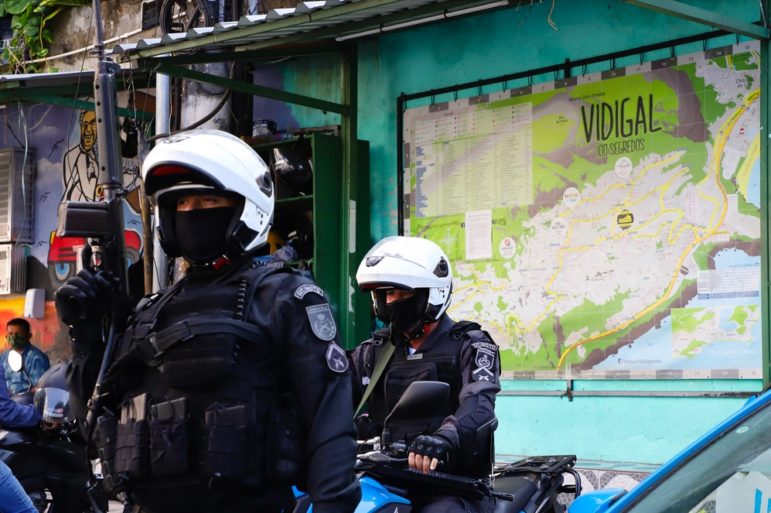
0, 351, 107, 513
294, 381, 581, 513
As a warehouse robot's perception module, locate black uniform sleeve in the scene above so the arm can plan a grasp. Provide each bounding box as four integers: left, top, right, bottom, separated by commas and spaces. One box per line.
434, 333, 500, 451
64, 323, 106, 424
258, 273, 360, 513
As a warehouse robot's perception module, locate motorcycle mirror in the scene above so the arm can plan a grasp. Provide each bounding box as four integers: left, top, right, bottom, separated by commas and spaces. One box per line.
7, 349, 23, 373
384, 381, 450, 425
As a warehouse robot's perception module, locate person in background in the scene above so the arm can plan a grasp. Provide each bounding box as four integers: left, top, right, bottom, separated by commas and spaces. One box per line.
0, 363, 42, 513
349, 235, 501, 513
2, 318, 50, 394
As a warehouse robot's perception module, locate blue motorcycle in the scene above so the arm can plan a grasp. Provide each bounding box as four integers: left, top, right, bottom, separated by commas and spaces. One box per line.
295, 381, 581, 513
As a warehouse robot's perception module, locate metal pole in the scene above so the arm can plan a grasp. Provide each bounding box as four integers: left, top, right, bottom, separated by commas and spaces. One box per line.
152, 72, 171, 291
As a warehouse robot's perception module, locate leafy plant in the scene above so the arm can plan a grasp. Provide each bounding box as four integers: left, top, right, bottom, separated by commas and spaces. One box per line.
0, 0, 88, 72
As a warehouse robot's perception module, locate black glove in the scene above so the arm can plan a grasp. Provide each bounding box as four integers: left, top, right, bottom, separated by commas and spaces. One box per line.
408, 434, 453, 466
55, 267, 113, 325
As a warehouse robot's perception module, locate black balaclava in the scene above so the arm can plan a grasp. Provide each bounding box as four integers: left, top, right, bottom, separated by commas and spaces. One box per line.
174, 206, 236, 264
374, 289, 429, 341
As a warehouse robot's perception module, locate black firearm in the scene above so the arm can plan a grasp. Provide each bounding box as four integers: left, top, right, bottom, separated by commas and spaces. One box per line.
56, 0, 129, 459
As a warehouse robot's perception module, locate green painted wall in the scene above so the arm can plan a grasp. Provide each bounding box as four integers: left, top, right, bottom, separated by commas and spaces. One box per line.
273, 0, 765, 466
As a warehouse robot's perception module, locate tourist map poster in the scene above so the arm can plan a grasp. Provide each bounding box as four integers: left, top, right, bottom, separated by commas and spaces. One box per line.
402, 41, 762, 379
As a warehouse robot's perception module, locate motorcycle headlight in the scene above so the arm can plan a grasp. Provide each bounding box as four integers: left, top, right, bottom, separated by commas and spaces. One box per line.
33, 387, 71, 424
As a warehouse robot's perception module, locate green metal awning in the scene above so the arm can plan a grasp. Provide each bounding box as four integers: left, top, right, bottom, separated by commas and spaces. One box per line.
0, 69, 153, 119
111, 0, 511, 62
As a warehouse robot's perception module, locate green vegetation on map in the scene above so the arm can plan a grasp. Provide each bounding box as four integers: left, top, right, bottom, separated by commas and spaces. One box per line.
692, 242, 717, 270
730, 305, 758, 335
506, 291, 631, 372
533, 156, 568, 194
680, 62, 728, 126
672, 308, 715, 333
737, 191, 760, 217
728, 52, 758, 71
533, 114, 573, 153
560, 281, 695, 368
407, 46, 761, 376
680, 339, 707, 358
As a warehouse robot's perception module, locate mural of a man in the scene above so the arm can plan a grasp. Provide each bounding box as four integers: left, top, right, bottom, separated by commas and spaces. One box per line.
61, 108, 142, 212
62, 110, 98, 202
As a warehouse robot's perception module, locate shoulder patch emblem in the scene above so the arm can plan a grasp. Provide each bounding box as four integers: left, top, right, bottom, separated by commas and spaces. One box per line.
471, 341, 499, 352
306, 303, 337, 341
472, 344, 497, 382
294, 283, 325, 300
473, 367, 495, 382
326, 343, 349, 373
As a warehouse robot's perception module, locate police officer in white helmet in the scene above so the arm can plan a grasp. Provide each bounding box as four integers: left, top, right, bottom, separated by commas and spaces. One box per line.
55, 130, 360, 513
350, 235, 500, 513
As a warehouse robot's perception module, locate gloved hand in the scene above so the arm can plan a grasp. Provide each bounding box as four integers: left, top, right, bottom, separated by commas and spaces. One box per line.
55, 265, 113, 325
408, 434, 453, 474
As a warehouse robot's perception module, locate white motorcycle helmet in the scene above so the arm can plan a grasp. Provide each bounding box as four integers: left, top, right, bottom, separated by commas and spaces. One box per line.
356, 236, 452, 337
142, 129, 274, 261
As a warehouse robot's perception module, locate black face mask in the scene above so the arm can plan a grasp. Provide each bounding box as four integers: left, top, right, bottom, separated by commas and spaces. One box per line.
174, 206, 235, 264
374, 289, 429, 341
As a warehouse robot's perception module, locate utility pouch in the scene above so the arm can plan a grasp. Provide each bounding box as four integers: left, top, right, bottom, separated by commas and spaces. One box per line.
148, 397, 190, 477
161, 334, 239, 389
267, 395, 305, 487
115, 393, 150, 478
94, 413, 120, 492
203, 403, 249, 479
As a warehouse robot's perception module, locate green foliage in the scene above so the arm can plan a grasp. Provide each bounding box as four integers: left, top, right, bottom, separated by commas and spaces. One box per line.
0, 0, 87, 72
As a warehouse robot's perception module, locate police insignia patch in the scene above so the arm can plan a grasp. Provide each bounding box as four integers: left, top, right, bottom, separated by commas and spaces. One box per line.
326, 343, 349, 373
475, 349, 495, 370
294, 283, 325, 300
306, 304, 337, 341
473, 367, 494, 382
472, 346, 497, 382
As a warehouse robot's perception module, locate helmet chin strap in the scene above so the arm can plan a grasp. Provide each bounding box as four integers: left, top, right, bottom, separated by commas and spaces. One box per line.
399, 318, 427, 341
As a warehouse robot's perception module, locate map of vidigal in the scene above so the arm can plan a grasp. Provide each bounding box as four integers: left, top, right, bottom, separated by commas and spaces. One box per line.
403, 42, 761, 378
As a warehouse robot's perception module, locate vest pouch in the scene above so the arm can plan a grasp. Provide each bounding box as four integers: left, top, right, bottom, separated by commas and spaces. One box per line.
115, 394, 150, 478
203, 402, 249, 479
94, 413, 121, 493
384, 362, 438, 413
160, 334, 239, 389
148, 397, 190, 477
384, 362, 447, 444
267, 394, 305, 488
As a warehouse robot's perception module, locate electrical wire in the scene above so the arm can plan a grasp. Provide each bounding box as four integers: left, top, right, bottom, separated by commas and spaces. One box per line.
61, 3, 96, 203
547, 0, 558, 31
146, 62, 235, 142
14, 100, 30, 250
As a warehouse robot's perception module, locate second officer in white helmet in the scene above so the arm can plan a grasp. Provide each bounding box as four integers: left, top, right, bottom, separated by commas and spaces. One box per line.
349, 235, 500, 513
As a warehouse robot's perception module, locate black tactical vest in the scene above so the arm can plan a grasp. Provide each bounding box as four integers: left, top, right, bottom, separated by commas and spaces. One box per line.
366, 327, 464, 445
364, 321, 496, 478
99, 262, 299, 511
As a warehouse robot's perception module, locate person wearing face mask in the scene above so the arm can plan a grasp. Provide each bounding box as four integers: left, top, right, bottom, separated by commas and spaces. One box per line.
0, 340, 44, 513
349, 236, 501, 513
2, 318, 50, 395
54, 130, 360, 513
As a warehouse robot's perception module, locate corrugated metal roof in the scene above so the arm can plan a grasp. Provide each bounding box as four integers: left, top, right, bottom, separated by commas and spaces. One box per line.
0, 69, 149, 91
112, 0, 509, 59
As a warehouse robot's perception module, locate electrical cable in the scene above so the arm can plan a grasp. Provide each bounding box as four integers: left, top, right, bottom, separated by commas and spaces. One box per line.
547, 0, 558, 31
146, 62, 235, 142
